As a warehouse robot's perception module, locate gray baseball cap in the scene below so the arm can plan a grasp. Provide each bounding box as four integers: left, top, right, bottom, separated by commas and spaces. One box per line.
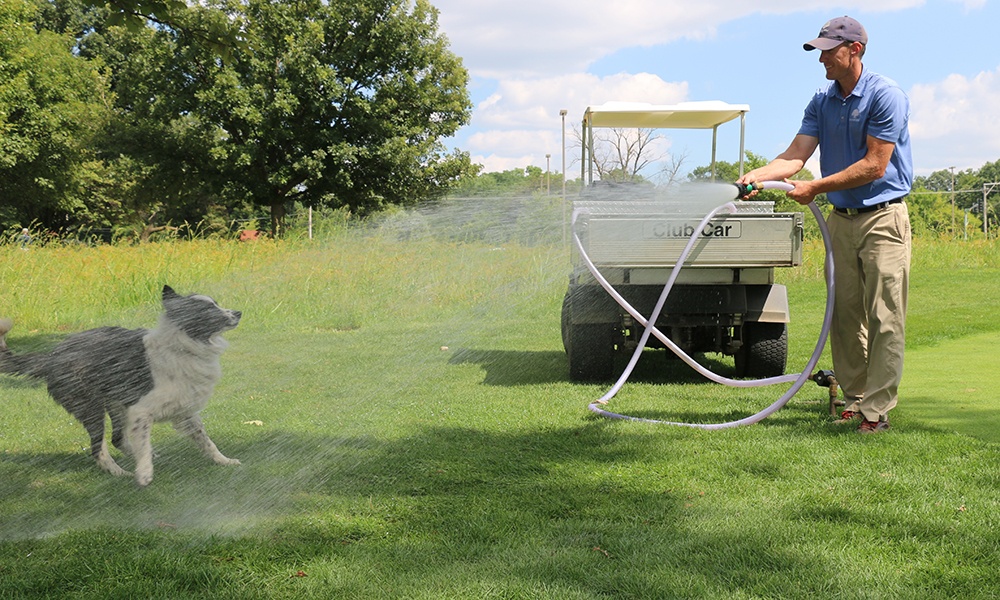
803, 16, 868, 51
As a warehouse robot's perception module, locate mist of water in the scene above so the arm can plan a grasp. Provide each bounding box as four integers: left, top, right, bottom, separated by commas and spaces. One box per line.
0, 182, 751, 541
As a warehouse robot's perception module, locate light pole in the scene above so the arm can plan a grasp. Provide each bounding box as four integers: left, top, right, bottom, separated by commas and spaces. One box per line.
560, 110, 568, 195
546, 154, 551, 195
560, 109, 568, 246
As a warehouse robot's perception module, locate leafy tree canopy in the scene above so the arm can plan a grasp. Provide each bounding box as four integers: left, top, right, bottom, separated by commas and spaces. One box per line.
0, 0, 111, 229
6, 0, 474, 237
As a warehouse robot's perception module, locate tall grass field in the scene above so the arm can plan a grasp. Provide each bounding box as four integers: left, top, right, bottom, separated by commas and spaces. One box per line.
1, 197, 999, 599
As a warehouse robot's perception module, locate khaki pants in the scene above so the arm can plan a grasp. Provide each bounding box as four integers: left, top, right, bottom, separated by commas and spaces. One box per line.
827, 202, 911, 422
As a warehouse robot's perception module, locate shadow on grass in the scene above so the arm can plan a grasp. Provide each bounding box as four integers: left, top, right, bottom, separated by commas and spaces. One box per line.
0, 375, 43, 390
451, 346, 854, 434
0, 422, 827, 596
903, 394, 1000, 443
449, 348, 567, 385
450, 346, 732, 387
2, 416, 996, 597
2, 336, 981, 596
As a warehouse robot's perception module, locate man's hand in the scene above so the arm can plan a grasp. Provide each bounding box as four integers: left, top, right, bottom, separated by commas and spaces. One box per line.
786, 179, 819, 205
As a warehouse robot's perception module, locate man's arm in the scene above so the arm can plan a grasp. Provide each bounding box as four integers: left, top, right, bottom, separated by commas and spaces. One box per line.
785, 135, 896, 205
738, 134, 818, 186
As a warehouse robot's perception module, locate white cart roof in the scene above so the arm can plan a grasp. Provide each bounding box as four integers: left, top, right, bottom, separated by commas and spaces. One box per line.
583, 101, 750, 129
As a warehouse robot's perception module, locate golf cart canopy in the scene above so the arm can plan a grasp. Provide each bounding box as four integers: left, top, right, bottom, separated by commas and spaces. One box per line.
583, 101, 750, 129
581, 101, 750, 183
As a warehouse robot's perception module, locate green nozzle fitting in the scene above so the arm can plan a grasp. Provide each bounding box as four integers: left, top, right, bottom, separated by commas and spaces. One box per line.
734, 182, 762, 200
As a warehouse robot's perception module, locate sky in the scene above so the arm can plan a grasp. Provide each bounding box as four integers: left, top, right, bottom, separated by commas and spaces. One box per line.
430, 0, 998, 181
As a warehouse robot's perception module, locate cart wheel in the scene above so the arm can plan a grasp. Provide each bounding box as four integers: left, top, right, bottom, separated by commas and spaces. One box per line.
560, 290, 572, 354
567, 323, 617, 381
735, 322, 787, 378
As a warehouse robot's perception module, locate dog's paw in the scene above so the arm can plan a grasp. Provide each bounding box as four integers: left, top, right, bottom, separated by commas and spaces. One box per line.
109, 466, 133, 477
134, 469, 154, 487
97, 457, 131, 477
216, 457, 241, 467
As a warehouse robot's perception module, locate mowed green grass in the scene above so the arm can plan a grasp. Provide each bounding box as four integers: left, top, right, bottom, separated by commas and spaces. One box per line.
1, 209, 999, 599
904, 331, 1000, 442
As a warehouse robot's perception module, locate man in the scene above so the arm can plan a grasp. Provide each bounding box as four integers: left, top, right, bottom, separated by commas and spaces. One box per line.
737, 16, 912, 434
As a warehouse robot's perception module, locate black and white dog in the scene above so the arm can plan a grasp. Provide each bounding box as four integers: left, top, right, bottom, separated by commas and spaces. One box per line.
0, 285, 241, 486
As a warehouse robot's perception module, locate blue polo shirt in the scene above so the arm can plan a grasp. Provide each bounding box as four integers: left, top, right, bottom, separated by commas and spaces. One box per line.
798, 68, 912, 210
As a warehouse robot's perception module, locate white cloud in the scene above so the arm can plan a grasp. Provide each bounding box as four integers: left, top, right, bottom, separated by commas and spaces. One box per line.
474, 73, 688, 129
434, 0, 926, 79
909, 66, 1000, 170
434, 1, 996, 175
951, 0, 986, 10
437, 0, 708, 78
464, 73, 688, 172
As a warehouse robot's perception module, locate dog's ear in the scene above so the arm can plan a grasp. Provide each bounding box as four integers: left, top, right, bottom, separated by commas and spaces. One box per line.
162, 285, 178, 300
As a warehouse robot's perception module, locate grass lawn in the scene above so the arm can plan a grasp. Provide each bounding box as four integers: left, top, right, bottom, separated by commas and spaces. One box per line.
1, 206, 999, 599
903, 331, 1000, 443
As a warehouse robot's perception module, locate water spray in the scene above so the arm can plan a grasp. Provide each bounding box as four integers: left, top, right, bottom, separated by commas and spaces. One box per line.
575, 181, 835, 428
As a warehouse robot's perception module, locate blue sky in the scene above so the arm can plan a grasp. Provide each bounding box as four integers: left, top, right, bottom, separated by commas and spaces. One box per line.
431, 0, 997, 180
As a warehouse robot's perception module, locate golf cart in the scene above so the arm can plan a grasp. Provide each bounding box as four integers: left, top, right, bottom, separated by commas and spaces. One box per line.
562, 101, 804, 381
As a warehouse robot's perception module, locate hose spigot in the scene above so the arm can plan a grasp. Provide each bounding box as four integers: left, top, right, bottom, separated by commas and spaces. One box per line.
811, 370, 836, 387
811, 370, 841, 415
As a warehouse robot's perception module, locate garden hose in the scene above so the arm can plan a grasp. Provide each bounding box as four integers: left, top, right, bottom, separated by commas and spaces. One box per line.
573, 181, 835, 428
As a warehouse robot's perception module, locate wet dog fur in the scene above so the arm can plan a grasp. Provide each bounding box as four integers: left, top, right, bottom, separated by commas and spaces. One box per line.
0, 285, 241, 486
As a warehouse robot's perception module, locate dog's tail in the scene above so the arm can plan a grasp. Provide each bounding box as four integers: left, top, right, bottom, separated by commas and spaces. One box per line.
0, 319, 49, 379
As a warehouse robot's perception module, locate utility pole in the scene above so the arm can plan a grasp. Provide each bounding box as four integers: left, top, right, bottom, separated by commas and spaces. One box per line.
949, 166, 956, 237
560, 109, 568, 247
984, 182, 1000, 238
546, 154, 551, 195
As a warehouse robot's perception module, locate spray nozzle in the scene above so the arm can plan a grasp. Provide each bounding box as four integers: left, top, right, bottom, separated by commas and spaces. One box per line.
733, 182, 763, 200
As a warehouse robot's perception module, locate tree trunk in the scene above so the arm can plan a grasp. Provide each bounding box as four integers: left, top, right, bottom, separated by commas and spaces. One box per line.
269, 201, 286, 237
140, 224, 178, 243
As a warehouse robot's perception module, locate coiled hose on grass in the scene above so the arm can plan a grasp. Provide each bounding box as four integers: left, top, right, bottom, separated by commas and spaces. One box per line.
574, 181, 834, 428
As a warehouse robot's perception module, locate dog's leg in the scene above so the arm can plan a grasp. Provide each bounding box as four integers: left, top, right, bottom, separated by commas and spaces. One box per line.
91, 436, 130, 477
109, 405, 132, 456
127, 411, 155, 486
77, 406, 130, 477
174, 415, 240, 466
93, 439, 130, 477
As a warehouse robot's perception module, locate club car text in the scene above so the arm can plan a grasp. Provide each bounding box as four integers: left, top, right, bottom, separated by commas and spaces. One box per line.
643, 220, 743, 240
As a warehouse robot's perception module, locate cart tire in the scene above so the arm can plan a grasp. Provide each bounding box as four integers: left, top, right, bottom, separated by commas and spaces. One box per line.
567, 323, 617, 381
735, 322, 787, 378
562, 288, 617, 381
561, 290, 572, 354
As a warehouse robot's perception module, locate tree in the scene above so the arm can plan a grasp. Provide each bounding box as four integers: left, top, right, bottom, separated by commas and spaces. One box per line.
905, 189, 958, 237
70, 0, 244, 60
594, 128, 663, 182
573, 126, 665, 183
93, 0, 474, 235
913, 161, 1000, 238
0, 0, 112, 231
8, 0, 473, 237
